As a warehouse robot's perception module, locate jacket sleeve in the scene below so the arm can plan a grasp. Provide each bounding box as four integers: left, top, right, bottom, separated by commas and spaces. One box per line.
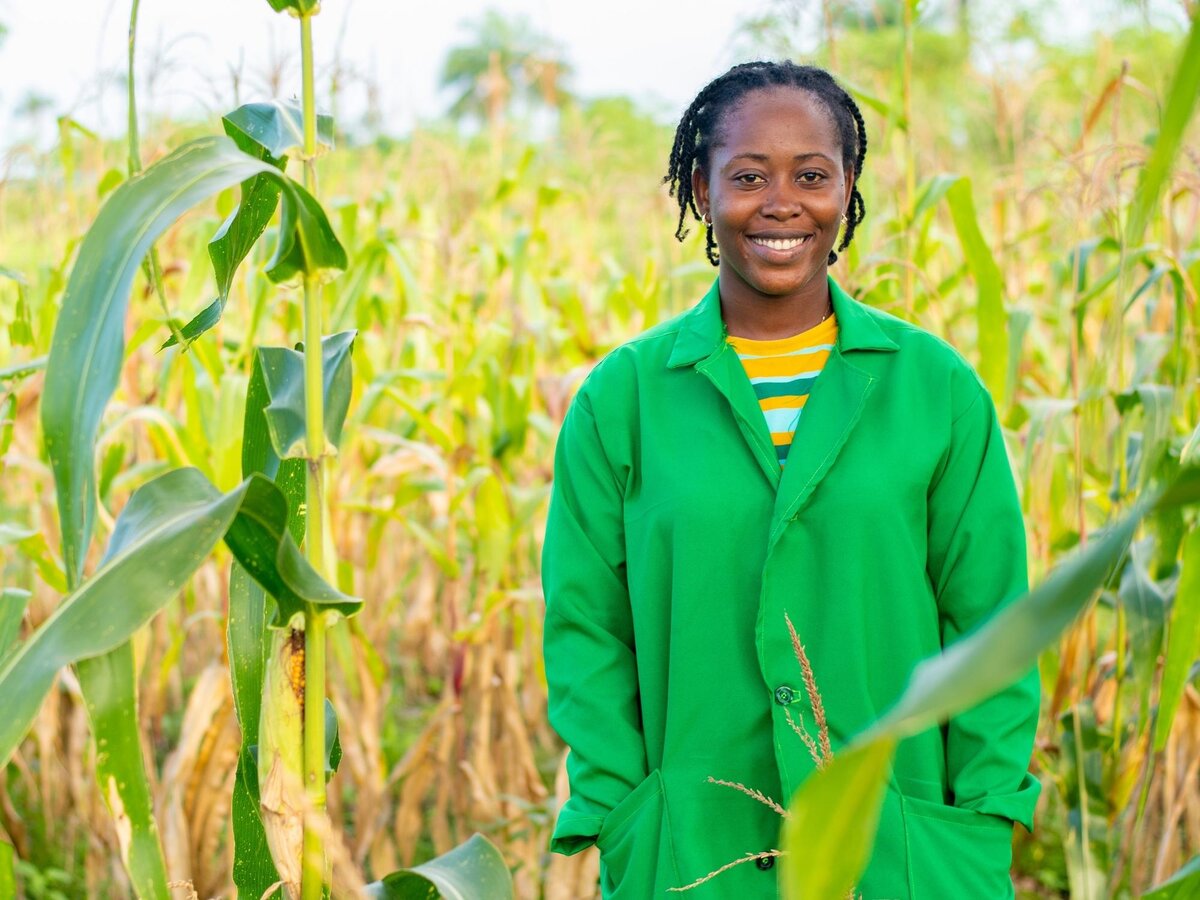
542, 386, 648, 856
926, 376, 1041, 833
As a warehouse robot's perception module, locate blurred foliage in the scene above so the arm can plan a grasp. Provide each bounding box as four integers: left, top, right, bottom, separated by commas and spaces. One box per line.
0, 7, 1197, 898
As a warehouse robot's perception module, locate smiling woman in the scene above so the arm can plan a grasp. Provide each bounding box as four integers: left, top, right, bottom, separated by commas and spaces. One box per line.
541, 60, 1040, 899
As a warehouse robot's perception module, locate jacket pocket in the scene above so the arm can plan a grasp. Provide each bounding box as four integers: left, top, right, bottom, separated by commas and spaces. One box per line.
901, 794, 1015, 900
597, 769, 665, 899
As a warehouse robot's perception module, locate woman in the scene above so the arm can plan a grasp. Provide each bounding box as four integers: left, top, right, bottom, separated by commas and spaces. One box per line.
542, 61, 1040, 899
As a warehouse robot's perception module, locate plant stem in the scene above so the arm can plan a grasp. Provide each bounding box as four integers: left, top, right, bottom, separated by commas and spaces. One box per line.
298, 11, 330, 900
128, 0, 186, 350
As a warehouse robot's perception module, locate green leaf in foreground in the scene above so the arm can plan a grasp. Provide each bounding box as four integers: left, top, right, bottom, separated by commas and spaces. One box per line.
77, 644, 170, 900
364, 833, 514, 900
264, 1, 323, 19
222, 473, 360, 627
781, 736, 895, 900
867, 501, 1145, 742
1142, 855, 1200, 899
259, 331, 357, 460
223, 100, 334, 161
782, 465, 1200, 899
0, 588, 30, 664
41, 135, 346, 585
164, 99, 340, 349
0, 467, 354, 767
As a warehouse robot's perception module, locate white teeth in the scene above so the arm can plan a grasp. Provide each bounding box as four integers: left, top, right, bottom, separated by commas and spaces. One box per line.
751, 236, 808, 250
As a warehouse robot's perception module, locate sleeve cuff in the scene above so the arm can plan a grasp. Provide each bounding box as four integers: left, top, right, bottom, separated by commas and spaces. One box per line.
550, 812, 606, 856
959, 771, 1041, 832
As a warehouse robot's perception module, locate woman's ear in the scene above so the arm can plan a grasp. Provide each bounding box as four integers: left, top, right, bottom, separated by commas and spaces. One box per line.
691, 165, 710, 222
843, 167, 856, 214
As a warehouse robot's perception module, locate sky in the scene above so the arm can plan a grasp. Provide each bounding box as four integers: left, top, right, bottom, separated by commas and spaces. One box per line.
0, 0, 1189, 150
0, 0, 756, 147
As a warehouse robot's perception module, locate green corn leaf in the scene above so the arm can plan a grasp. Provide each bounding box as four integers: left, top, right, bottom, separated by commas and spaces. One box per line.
1157, 464, 1200, 509
0, 356, 46, 383
164, 101, 336, 349
1124, 13, 1200, 248
77, 644, 170, 900
259, 331, 356, 460
228, 352, 307, 898
223, 100, 334, 161
1143, 855, 1200, 899
0, 467, 353, 767
41, 135, 345, 586
474, 472, 512, 587
229, 561, 279, 900
911, 173, 960, 223
223, 474, 360, 628
781, 736, 896, 900
1155, 528, 1200, 751
325, 697, 342, 776
265, 0, 322, 17
231, 762, 280, 898
0, 840, 12, 899
364, 834, 514, 899
0, 588, 30, 665
1117, 538, 1168, 708
782, 465, 1200, 897
264, 182, 348, 283
161, 165, 280, 349
945, 177, 1007, 410
0, 524, 68, 596
867, 499, 1146, 742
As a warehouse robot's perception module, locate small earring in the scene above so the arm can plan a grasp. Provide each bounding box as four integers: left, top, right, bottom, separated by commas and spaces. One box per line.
703, 213, 711, 225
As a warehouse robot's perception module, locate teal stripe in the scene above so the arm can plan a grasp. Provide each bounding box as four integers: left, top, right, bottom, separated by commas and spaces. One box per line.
753, 379, 816, 400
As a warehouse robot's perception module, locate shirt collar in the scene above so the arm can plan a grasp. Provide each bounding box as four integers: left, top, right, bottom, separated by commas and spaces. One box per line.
666, 276, 899, 369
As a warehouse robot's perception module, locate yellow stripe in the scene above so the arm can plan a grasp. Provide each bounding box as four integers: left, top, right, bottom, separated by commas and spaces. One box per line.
740, 351, 831, 379
760, 394, 811, 411
772, 431, 795, 447
727, 316, 838, 354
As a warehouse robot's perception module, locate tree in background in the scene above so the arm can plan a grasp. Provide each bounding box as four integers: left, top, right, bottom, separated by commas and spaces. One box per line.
439, 8, 573, 128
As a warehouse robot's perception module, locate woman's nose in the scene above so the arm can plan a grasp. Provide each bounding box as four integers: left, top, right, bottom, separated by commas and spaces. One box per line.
760, 182, 801, 220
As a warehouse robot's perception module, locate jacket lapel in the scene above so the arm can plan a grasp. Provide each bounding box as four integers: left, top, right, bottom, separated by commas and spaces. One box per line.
768, 280, 899, 548
670, 281, 780, 490
668, 278, 900, 508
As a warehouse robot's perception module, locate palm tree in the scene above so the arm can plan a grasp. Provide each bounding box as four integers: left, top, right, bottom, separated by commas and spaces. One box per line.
439, 9, 573, 127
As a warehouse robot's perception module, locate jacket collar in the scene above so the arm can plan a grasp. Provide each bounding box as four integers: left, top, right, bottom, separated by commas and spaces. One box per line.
666, 276, 898, 368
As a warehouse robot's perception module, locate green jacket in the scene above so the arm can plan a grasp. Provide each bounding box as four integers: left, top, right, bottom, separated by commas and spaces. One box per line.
542, 278, 1040, 899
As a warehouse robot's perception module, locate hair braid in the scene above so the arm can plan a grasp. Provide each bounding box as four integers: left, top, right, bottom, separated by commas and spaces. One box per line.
664, 61, 870, 268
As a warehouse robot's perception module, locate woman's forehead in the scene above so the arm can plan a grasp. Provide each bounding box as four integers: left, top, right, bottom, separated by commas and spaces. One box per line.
713, 87, 842, 156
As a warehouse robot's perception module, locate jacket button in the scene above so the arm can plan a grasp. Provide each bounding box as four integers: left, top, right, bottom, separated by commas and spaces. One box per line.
774, 685, 795, 705
756, 855, 775, 871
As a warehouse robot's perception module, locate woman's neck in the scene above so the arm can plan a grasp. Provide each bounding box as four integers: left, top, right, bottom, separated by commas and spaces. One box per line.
720, 276, 833, 341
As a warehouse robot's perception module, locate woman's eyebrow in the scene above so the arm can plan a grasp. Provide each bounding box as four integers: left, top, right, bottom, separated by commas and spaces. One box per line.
724, 151, 836, 166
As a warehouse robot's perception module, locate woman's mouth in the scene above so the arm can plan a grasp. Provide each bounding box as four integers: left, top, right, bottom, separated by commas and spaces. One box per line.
747, 234, 813, 258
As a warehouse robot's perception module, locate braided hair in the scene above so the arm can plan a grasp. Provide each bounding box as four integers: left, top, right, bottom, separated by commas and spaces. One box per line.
664, 61, 868, 267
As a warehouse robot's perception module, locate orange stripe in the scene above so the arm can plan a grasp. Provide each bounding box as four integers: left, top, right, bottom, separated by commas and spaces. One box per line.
760, 394, 811, 411
772, 431, 795, 447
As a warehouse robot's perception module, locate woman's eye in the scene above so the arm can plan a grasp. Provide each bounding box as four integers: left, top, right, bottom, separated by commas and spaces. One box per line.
799, 172, 825, 184
735, 173, 764, 184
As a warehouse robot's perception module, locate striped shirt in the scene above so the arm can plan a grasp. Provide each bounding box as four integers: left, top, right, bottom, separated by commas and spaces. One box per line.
727, 316, 838, 467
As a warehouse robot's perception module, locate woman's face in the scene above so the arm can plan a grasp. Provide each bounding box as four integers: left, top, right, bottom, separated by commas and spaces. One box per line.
692, 87, 854, 311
